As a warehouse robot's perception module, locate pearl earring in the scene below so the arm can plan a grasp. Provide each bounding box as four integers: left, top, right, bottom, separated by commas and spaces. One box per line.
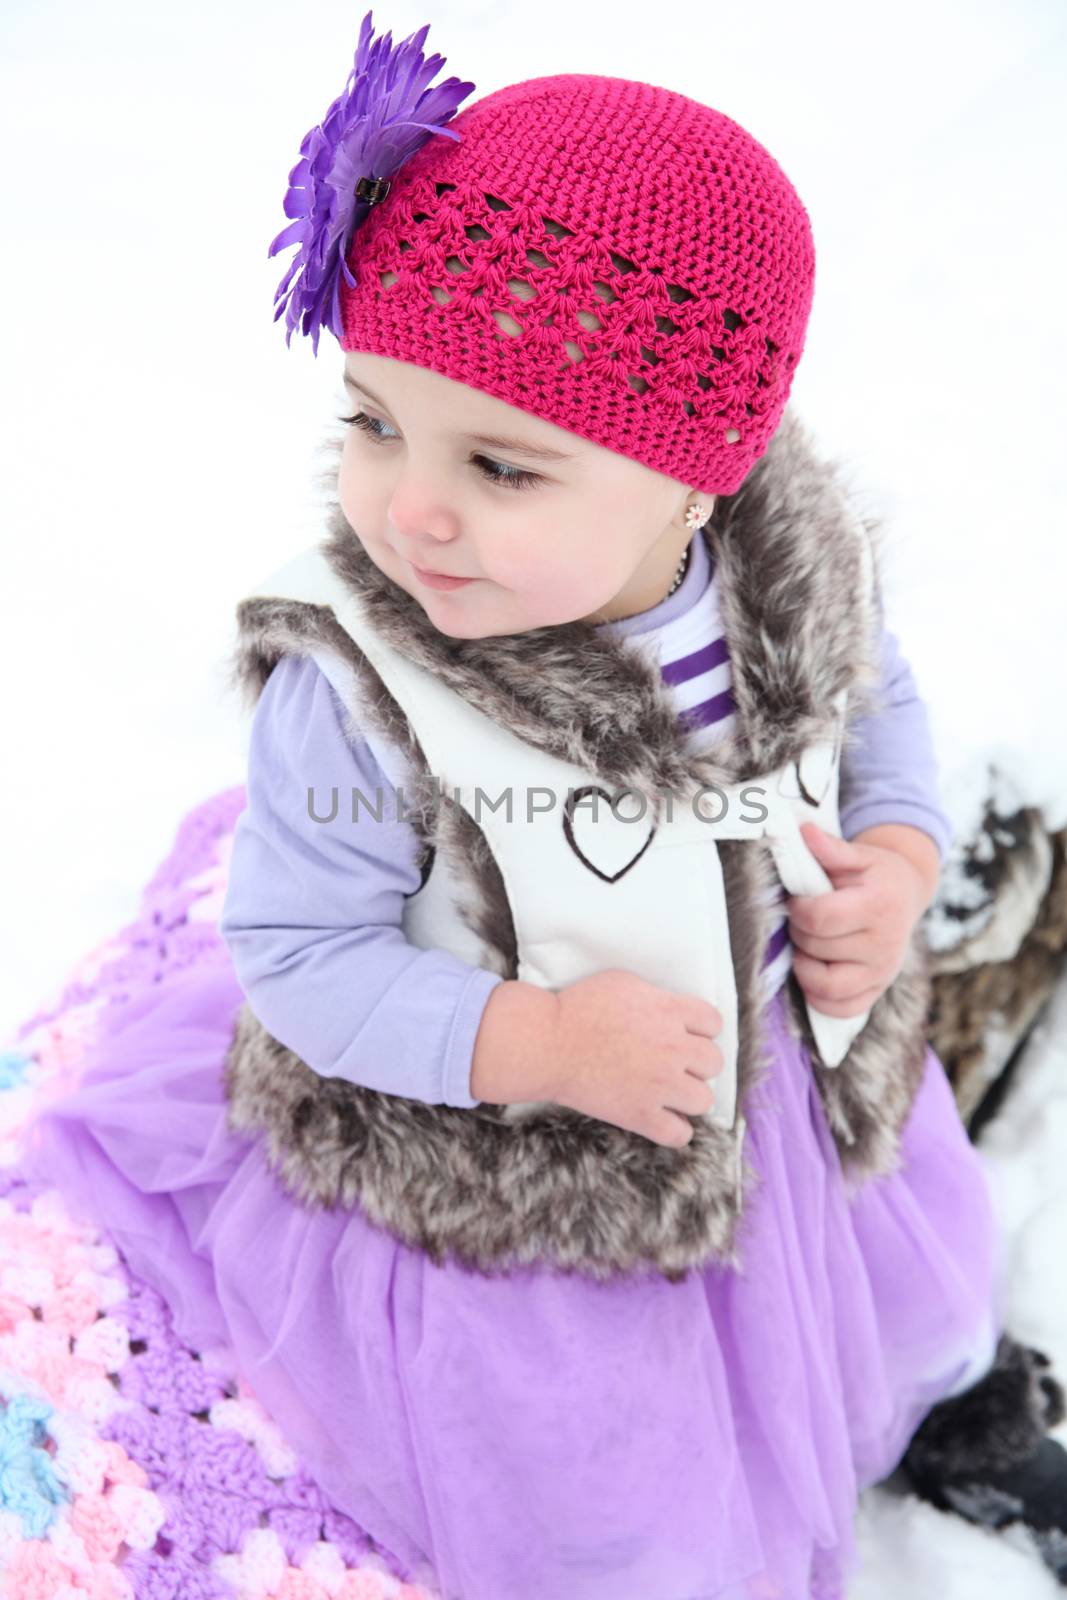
684, 502, 708, 531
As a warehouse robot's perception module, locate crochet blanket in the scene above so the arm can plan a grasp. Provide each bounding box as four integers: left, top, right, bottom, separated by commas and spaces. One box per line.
0, 788, 437, 1600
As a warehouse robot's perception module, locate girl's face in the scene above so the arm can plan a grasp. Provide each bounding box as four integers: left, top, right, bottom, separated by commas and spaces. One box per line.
337, 353, 711, 639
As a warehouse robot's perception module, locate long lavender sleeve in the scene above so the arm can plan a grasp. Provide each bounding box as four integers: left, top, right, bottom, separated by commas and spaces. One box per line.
218, 654, 502, 1108
837, 623, 954, 862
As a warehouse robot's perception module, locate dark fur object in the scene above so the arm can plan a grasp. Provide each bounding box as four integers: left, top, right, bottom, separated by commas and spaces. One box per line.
899, 1335, 1067, 1585
221, 406, 937, 1279
902, 1335, 1066, 1480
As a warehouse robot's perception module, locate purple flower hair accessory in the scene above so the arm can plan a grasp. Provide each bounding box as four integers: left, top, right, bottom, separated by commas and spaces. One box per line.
268, 9, 476, 355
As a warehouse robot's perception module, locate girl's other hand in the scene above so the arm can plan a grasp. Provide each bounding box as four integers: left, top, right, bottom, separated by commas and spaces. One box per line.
787, 821, 938, 1017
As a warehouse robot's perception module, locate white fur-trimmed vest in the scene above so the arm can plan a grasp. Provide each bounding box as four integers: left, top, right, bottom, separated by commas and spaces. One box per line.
223, 409, 934, 1282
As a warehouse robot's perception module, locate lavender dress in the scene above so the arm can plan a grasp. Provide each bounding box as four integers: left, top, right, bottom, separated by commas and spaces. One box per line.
18, 538, 1004, 1600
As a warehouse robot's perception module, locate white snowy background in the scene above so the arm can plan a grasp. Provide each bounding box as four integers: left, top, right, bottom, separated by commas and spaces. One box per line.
2, 0, 1066, 1590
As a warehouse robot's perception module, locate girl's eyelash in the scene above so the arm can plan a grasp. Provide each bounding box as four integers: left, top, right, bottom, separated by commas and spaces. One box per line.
337, 410, 544, 492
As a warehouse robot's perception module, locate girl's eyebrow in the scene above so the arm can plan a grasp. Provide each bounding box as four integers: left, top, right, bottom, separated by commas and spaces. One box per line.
342, 371, 578, 463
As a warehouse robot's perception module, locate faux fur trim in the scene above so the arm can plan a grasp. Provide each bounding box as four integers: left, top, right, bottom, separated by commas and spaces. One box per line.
785, 921, 934, 1189
707, 409, 886, 777
221, 403, 927, 1275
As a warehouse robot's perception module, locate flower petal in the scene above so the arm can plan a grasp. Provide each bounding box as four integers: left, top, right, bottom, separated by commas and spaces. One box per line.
268, 8, 476, 355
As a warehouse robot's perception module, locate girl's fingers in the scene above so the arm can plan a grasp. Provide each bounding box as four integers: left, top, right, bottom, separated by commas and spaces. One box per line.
789, 928, 870, 962
803, 985, 884, 1018
792, 952, 885, 1009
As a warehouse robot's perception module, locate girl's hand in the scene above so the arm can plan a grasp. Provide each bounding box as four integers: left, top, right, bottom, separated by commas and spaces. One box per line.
548, 968, 725, 1149
785, 821, 939, 1018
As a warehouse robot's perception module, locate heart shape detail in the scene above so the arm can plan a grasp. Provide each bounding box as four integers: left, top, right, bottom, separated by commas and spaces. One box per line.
562, 785, 657, 883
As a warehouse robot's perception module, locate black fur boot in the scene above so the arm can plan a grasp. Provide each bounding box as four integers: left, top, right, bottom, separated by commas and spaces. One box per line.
898, 1333, 1067, 1583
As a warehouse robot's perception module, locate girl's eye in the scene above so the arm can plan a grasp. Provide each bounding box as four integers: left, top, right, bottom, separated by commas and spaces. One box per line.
338, 410, 544, 492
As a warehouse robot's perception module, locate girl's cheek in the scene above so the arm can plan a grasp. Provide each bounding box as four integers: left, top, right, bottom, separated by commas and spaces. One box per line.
338, 452, 372, 524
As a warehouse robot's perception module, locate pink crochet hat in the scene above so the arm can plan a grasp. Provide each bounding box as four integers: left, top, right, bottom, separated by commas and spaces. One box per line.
270, 18, 816, 496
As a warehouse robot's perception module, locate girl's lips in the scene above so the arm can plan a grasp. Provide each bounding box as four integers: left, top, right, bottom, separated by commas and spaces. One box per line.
412, 563, 475, 591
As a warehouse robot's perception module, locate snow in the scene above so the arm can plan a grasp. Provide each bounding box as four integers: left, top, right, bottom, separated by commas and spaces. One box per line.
858, 968, 1067, 1593
853, 1484, 1062, 1597
1, 0, 1066, 1590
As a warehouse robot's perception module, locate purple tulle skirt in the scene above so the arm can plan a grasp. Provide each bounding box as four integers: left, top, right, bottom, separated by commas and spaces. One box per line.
18, 789, 1005, 1600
